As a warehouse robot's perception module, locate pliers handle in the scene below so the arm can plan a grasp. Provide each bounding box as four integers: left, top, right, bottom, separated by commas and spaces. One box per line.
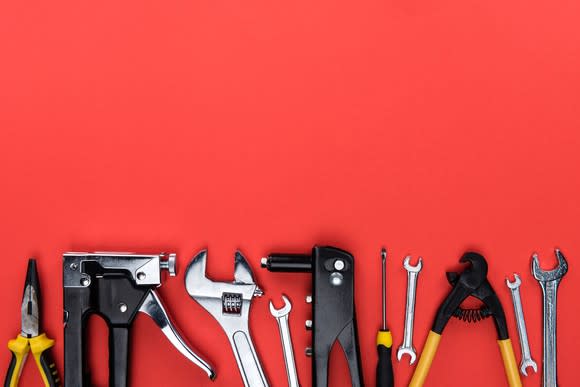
409, 331, 520, 387
5, 334, 60, 387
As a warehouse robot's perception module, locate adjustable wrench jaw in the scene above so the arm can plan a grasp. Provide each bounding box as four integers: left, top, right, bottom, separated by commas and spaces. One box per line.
184, 250, 269, 387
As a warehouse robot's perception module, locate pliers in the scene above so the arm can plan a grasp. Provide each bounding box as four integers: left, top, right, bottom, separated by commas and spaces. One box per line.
5, 259, 61, 387
409, 252, 521, 387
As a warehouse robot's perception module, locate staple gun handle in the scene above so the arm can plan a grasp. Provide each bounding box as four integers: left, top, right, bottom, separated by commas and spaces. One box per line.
109, 327, 130, 387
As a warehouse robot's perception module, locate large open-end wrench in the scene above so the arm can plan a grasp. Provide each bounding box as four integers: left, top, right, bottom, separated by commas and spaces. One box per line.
506, 273, 537, 376
531, 249, 568, 387
397, 255, 423, 365
270, 295, 300, 387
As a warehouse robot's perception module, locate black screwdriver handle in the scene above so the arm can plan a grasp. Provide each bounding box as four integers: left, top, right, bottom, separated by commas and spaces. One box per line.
376, 330, 394, 387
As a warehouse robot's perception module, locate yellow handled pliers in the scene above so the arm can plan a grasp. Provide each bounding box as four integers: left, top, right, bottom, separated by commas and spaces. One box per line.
5, 259, 61, 387
410, 252, 521, 387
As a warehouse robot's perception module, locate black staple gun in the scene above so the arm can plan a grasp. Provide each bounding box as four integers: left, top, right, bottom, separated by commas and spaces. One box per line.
63, 252, 215, 387
261, 246, 364, 387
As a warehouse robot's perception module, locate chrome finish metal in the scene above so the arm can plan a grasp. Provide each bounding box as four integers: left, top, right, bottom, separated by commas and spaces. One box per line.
506, 273, 537, 376
138, 290, 215, 379
397, 255, 422, 365
531, 249, 568, 387
185, 250, 268, 387
270, 295, 300, 387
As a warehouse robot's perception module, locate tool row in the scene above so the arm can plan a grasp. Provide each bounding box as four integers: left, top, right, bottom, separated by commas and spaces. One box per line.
4, 246, 567, 387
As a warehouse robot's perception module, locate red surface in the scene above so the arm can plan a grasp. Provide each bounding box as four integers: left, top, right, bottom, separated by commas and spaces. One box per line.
0, 0, 579, 386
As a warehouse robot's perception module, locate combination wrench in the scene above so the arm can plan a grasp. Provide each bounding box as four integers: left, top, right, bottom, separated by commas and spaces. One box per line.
270, 295, 300, 387
397, 255, 423, 365
531, 249, 568, 387
506, 273, 537, 376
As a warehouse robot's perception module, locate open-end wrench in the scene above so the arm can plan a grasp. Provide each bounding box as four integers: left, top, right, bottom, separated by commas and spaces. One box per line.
270, 295, 300, 387
397, 255, 422, 365
506, 273, 537, 376
532, 249, 568, 387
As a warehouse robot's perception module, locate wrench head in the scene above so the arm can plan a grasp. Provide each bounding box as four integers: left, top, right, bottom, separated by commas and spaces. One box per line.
403, 255, 423, 272
269, 294, 292, 318
505, 273, 521, 289
520, 357, 538, 376
185, 250, 262, 306
531, 249, 568, 282
396, 346, 417, 365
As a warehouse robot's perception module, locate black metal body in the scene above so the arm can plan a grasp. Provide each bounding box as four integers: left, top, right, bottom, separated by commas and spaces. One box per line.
263, 246, 364, 387
63, 261, 153, 387
432, 252, 509, 340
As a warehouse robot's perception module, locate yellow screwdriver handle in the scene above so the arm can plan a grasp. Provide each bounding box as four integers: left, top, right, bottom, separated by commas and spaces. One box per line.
498, 339, 522, 387
29, 334, 61, 387
409, 331, 442, 387
5, 335, 30, 387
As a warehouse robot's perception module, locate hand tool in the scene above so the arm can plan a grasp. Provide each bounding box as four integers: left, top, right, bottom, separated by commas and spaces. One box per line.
270, 295, 300, 387
531, 249, 568, 387
5, 259, 60, 387
261, 246, 364, 387
506, 273, 537, 376
409, 252, 521, 387
397, 255, 422, 365
376, 248, 394, 387
63, 252, 215, 387
185, 250, 269, 387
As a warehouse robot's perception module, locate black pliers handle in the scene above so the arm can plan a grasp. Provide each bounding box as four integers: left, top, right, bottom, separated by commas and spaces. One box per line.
409, 252, 521, 387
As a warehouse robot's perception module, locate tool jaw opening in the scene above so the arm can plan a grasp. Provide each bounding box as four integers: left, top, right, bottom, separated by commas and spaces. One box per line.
531, 249, 568, 282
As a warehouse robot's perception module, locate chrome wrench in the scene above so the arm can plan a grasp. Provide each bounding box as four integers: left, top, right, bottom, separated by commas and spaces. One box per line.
269, 295, 300, 387
185, 250, 269, 387
397, 255, 422, 365
531, 249, 568, 387
506, 273, 537, 376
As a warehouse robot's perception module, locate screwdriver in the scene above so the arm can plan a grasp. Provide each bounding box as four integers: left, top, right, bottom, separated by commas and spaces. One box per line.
376, 247, 394, 387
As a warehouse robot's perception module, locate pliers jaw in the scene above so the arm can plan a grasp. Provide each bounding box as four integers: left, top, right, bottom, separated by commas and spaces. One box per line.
431, 252, 488, 334
443, 258, 509, 340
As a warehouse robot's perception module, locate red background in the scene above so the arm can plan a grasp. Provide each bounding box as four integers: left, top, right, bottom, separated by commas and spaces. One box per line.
0, 0, 578, 386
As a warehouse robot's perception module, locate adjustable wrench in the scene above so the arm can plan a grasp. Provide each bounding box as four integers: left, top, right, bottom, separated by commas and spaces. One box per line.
506, 273, 537, 376
185, 250, 269, 387
531, 249, 568, 387
397, 255, 422, 365
270, 295, 300, 387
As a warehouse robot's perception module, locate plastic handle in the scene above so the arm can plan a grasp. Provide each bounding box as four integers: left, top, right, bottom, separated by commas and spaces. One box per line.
376, 330, 394, 387
497, 339, 522, 387
409, 331, 441, 387
30, 334, 61, 387
5, 335, 29, 387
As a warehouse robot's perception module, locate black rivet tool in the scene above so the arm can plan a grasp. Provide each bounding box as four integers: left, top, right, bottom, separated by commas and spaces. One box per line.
62, 252, 215, 387
261, 246, 364, 387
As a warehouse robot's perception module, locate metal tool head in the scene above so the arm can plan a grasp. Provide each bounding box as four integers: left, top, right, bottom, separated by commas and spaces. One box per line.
185, 250, 263, 318
396, 346, 417, 365
520, 357, 538, 376
403, 255, 422, 272
506, 273, 522, 289
531, 249, 568, 282
21, 259, 40, 338
456, 252, 488, 291
269, 295, 292, 318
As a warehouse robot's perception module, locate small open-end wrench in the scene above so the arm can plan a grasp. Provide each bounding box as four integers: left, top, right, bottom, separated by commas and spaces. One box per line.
397, 255, 422, 365
270, 295, 300, 387
506, 273, 537, 376
532, 249, 568, 387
